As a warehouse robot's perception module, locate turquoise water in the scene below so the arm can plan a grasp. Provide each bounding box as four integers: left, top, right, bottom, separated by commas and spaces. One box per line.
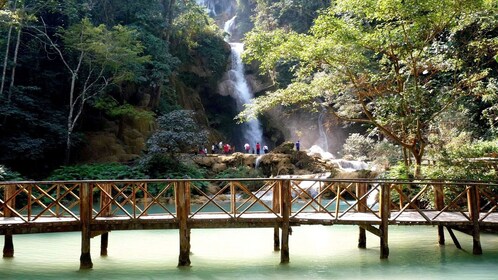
2, 225, 498, 279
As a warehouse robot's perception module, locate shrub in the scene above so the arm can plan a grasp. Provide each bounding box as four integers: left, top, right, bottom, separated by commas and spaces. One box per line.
342, 133, 374, 161
0, 165, 24, 181
46, 163, 147, 181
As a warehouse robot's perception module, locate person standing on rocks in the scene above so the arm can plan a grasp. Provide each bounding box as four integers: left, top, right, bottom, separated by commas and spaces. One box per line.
256, 142, 261, 155
295, 140, 300, 151
244, 143, 250, 153
263, 145, 269, 154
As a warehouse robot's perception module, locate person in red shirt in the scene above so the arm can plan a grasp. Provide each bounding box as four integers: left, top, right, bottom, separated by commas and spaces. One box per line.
256, 142, 261, 154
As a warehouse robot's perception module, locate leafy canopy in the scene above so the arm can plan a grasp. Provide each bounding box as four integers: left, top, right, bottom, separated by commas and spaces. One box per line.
240, 0, 495, 175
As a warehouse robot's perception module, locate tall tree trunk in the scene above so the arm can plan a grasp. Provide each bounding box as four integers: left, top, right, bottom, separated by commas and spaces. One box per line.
65, 73, 78, 164
162, 0, 176, 42
0, 0, 17, 96
0, 25, 12, 96
7, 24, 21, 102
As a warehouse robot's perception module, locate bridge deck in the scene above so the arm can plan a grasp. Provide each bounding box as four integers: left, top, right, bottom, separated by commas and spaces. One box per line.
2, 211, 498, 234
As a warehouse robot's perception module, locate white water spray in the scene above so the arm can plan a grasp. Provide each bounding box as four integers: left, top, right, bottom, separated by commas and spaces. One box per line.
220, 13, 263, 145
317, 108, 329, 152
195, 0, 217, 15
228, 42, 263, 145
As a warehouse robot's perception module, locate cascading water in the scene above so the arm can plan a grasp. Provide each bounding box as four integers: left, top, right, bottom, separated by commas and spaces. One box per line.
197, 0, 263, 147
317, 108, 329, 153
195, 0, 217, 16
227, 42, 263, 145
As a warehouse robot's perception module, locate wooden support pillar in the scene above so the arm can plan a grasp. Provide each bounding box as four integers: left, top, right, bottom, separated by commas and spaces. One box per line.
100, 233, 109, 256
379, 183, 390, 259
176, 181, 191, 266
100, 184, 112, 256
468, 185, 482, 255
3, 184, 15, 258
356, 183, 367, 249
273, 181, 281, 251
446, 227, 462, 249
434, 184, 445, 245
280, 179, 291, 263
80, 183, 93, 269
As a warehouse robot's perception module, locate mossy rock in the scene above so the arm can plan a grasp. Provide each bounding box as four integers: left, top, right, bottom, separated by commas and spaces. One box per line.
271, 141, 295, 154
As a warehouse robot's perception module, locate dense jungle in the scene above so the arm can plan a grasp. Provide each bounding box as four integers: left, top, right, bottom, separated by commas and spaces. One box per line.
0, 0, 497, 184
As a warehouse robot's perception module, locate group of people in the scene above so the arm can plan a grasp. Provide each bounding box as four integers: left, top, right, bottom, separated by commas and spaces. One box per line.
197, 140, 300, 155
208, 142, 235, 154
243, 142, 269, 154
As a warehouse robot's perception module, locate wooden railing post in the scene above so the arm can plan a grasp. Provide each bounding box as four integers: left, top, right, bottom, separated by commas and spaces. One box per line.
467, 185, 482, 255
176, 180, 191, 266
356, 183, 367, 249
379, 183, 390, 259
280, 179, 291, 263
273, 180, 281, 251
230, 182, 236, 216
433, 184, 445, 245
3, 184, 15, 257
80, 182, 93, 269
100, 183, 112, 256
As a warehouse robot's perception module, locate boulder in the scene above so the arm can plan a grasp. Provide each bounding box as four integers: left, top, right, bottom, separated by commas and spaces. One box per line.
212, 163, 228, 172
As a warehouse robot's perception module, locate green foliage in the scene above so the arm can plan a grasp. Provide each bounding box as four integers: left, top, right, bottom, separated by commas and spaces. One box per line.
147, 110, 208, 155
241, 0, 494, 177
196, 34, 231, 81
93, 95, 155, 120
172, 2, 221, 50
138, 154, 208, 191
215, 165, 263, 191
0, 90, 67, 173
252, 0, 331, 33
424, 139, 498, 180
139, 154, 206, 179
382, 162, 413, 180
0, 165, 24, 181
60, 17, 150, 83
342, 133, 374, 160
46, 163, 147, 181
215, 165, 263, 179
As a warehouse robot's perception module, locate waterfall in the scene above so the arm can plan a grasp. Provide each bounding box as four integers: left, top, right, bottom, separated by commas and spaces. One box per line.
196, 1, 263, 147
227, 42, 263, 145
195, 0, 217, 16
317, 108, 329, 152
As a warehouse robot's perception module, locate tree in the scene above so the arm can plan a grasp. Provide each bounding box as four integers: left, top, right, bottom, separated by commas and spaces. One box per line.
33, 17, 149, 163
147, 110, 208, 156
241, 0, 495, 176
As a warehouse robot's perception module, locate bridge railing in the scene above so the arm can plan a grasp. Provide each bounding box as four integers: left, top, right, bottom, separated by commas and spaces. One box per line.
1, 179, 498, 226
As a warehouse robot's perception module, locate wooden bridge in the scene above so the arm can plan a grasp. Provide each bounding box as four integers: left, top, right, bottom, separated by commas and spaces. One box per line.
1, 178, 498, 269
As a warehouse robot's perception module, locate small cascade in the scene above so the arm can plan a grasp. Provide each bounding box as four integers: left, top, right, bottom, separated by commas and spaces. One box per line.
331, 159, 369, 172
255, 155, 263, 168
317, 108, 329, 152
367, 186, 379, 208
307, 145, 369, 172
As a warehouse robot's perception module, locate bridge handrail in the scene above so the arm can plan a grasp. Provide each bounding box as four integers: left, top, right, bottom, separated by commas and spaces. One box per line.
1, 178, 498, 228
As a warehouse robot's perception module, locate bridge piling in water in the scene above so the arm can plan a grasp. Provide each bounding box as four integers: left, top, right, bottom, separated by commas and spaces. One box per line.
356, 183, 367, 249
176, 181, 191, 266
2, 184, 14, 258
80, 183, 93, 269
280, 180, 291, 263
468, 185, 482, 255
379, 183, 390, 259
273, 182, 281, 251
